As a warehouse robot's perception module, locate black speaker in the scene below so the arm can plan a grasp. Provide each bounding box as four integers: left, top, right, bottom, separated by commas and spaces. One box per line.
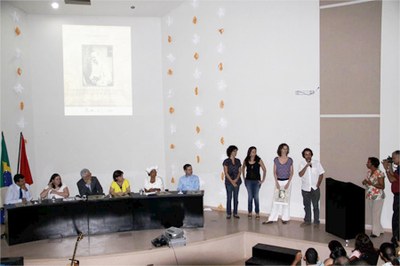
0, 257, 24, 265
246, 243, 300, 265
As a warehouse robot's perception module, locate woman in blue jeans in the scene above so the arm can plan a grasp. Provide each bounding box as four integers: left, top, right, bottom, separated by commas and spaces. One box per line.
223, 145, 242, 219
242, 146, 266, 219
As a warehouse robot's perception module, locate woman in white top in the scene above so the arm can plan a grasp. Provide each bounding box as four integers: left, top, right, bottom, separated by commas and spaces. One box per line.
40, 173, 70, 199
144, 166, 164, 192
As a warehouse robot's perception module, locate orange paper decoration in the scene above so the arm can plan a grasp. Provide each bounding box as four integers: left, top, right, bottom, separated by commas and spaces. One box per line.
220, 137, 225, 145
169, 107, 175, 114
196, 126, 201, 134
192, 16, 198, 24
167, 69, 173, 75
19, 101, 24, 110
194, 86, 199, 96
168, 35, 172, 43
221, 172, 225, 180
15, 26, 21, 36
17, 67, 22, 76
218, 62, 223, 71
196, 155, 200, 163
218, 28, 224, 34
219, 100, 224, 109
170, 144, 175, 149
171, 177, 175, 184
194, 52, 199, 60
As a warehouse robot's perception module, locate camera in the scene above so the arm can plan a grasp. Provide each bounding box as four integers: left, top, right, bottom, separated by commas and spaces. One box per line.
384, 156, 394, 164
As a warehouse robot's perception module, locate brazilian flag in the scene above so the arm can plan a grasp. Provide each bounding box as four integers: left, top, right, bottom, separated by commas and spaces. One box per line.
1, 132, 12, 187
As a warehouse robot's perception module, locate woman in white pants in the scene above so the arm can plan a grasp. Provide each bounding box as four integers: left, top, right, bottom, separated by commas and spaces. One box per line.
362, 157, 385, 237
263, 143, 293, 224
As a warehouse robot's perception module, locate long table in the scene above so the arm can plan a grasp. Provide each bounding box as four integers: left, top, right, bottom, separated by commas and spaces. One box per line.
4, 191, 204, 245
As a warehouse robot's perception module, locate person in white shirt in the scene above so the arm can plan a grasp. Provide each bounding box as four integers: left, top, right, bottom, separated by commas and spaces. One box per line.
144, 166, 164, 192
40, 173, 70, 199
298, 148, 325, 226
5, 174, 33, 205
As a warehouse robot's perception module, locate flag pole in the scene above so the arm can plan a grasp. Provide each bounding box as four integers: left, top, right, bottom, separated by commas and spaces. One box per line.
17, 132, 22, 174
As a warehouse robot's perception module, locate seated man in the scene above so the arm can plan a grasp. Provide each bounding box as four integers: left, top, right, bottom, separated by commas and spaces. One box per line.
177, 164, 200, 192
76, 168, 103, 197
5, 174, 33, 205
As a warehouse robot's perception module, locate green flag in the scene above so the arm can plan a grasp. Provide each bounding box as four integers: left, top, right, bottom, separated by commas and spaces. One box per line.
1, 132, 13, 187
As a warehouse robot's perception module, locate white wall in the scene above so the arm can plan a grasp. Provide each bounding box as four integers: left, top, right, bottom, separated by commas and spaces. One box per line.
1, 9, 166, 198
0, 3, 35, 205
162, 0, 320, 219
380, 0, 400, 229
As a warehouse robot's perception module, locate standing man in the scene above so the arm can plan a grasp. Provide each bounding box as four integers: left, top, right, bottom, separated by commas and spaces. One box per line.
383, 150, 400, 246
77, 168, 103, 197
177, 164, 200, 192
5, 174, 33, 205
298, 148, 325, 226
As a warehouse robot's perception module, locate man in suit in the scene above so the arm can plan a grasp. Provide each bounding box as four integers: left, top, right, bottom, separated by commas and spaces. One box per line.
76, 168, 103, 197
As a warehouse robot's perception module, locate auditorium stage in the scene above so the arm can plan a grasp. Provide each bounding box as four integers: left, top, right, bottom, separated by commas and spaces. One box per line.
0, 209, 392, 265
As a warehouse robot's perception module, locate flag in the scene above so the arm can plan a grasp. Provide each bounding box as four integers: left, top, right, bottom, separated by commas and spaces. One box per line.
18, 132, 33, 185
1, 132, 13, 187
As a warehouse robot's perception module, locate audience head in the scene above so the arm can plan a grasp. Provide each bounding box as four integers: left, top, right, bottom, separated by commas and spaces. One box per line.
380, 242, 400, 265
113, 170, 124, 182
304, 248, 318, 265
183, 164, 193, 176
80, 168, 92, 182
277, 143, 289, 156
226, 145, 238, 158
393, 150, 400, 165
367, 157, 380, 169
49, 173, 62, 189
334, 256, 350, 266
13, 174, 25, 186
354, 233, 375, 254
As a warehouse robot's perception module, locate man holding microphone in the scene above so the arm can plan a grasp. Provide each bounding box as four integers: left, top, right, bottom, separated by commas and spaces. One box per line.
298, 148, 325, 227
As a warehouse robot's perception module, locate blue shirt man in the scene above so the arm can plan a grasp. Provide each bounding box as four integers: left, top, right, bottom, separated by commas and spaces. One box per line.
177, 164, 200, 191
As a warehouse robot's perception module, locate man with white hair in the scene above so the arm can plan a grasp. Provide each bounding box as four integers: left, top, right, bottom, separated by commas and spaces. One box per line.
76, 168, 103, 197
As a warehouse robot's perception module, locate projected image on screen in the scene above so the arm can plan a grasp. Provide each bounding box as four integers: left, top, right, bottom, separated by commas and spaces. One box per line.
63, 25, 132, 116
82, 45, 114, 87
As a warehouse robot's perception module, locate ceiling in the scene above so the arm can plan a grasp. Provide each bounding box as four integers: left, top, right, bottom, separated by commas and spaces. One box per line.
3, 0, 184, 17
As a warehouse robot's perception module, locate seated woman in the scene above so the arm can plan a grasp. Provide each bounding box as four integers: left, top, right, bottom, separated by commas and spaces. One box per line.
349, 233, 379, 265
144, 166, 164, 193
109, 170, 130, 197
40, 173, 70, 199
324, 240, 347, 266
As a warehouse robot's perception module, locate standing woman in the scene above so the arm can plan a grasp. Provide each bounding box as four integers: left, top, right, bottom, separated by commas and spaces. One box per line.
40, 173, 70, 199
223, 145, 242, 219
362, 157, 385, 237
263, 143, 293, 224
242, 146, 267, 219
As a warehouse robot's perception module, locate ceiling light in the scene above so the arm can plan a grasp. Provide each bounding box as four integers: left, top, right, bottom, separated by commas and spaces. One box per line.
51, 2, 60, 9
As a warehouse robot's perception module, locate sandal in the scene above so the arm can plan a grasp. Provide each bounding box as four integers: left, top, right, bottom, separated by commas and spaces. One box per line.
255, 214, 260, 220
248, 214, 252, 219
